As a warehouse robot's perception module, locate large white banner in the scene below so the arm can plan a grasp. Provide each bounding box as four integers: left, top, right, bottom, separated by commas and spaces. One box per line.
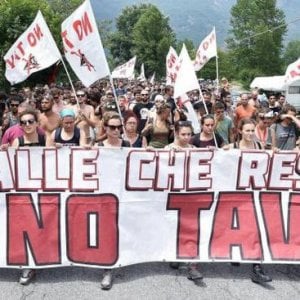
1, 147, 300, 269
111, 56, 136, 79
4, 11, 61, 85
61, 0, 110, 87
194, 27, 217, 72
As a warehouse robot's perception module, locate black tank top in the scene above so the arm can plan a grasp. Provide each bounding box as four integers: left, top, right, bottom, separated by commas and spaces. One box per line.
18, 134, 45, 147
54, 127, 80, 146
233, 141, 262, 149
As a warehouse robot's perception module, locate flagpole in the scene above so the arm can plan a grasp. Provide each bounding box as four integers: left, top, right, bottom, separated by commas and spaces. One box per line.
108, 75, 128, 140
108, 57, 137, 141
60, 56, 80, 109
216, 55, 219, 91
214, 26, 220, 93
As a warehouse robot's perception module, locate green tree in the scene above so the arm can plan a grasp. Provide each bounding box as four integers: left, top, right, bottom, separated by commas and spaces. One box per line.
226, 0, 287, 86
108, 4, 150, 66
283, 40, 300, 65
132, 5, 176, 78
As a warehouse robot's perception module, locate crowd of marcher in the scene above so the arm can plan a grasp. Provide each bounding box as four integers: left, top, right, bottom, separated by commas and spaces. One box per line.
0, 77, 299, 289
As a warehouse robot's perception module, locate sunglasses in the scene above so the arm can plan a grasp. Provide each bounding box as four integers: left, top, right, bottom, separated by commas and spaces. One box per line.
77, 94, 85, 97
107, 125, 122, 131
141, 94, 149, 96
20, 119, 35, 126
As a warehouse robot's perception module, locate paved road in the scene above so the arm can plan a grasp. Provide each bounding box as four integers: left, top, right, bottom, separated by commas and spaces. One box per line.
1, 262, 300, 299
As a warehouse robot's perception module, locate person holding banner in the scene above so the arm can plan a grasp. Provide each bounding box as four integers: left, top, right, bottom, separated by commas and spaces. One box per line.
98, 112, 130, 148
223, 118, 272, 284
11, 109, 45, 148
224, 118, 262, 150
97, 112, 130, 290
122, 112, 147, 148
165, 120, 195, 150
47, 108, 87, 147
165, 120, 204, 283
10, 109, 46, 284
191, 114, 224, 148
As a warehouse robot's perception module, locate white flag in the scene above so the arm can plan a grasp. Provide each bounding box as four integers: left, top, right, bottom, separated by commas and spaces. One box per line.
284, 58, 300, 85
166, 46, 179, 86
137, 63, 146, 81
173, 44, 200, 133
61, 0, 110, 87
149, 72, 155, 85
111, 56, 136, 79
4, 11, 61, 85
177, 94, 201, 134
194, 27, 217, 71
174, 44, 199, 99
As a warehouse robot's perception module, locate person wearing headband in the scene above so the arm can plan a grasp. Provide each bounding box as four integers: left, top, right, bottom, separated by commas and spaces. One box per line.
47, 108, 87, 147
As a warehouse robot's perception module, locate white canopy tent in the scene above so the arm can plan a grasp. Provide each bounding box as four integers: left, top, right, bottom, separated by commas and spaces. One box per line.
250, 76, 286, 91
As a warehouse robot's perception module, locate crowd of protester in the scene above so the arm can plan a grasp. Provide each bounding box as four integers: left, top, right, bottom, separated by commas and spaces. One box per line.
0, 77, 299, 289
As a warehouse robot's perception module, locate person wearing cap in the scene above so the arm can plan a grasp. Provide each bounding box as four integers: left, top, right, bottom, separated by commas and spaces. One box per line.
47, 108, 87, 147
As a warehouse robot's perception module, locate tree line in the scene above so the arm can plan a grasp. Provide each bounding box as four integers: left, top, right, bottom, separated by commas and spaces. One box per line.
0, 0, 300, 89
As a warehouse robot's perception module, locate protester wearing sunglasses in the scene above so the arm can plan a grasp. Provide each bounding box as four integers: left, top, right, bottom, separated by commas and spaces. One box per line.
1, 102, 45, 149
133, 89, 153, 133
11, 109, 45, 148
74, 90, 96, 145
98, 112, 130, 148
97, 111, 129, 290
10, 109, 45, 285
